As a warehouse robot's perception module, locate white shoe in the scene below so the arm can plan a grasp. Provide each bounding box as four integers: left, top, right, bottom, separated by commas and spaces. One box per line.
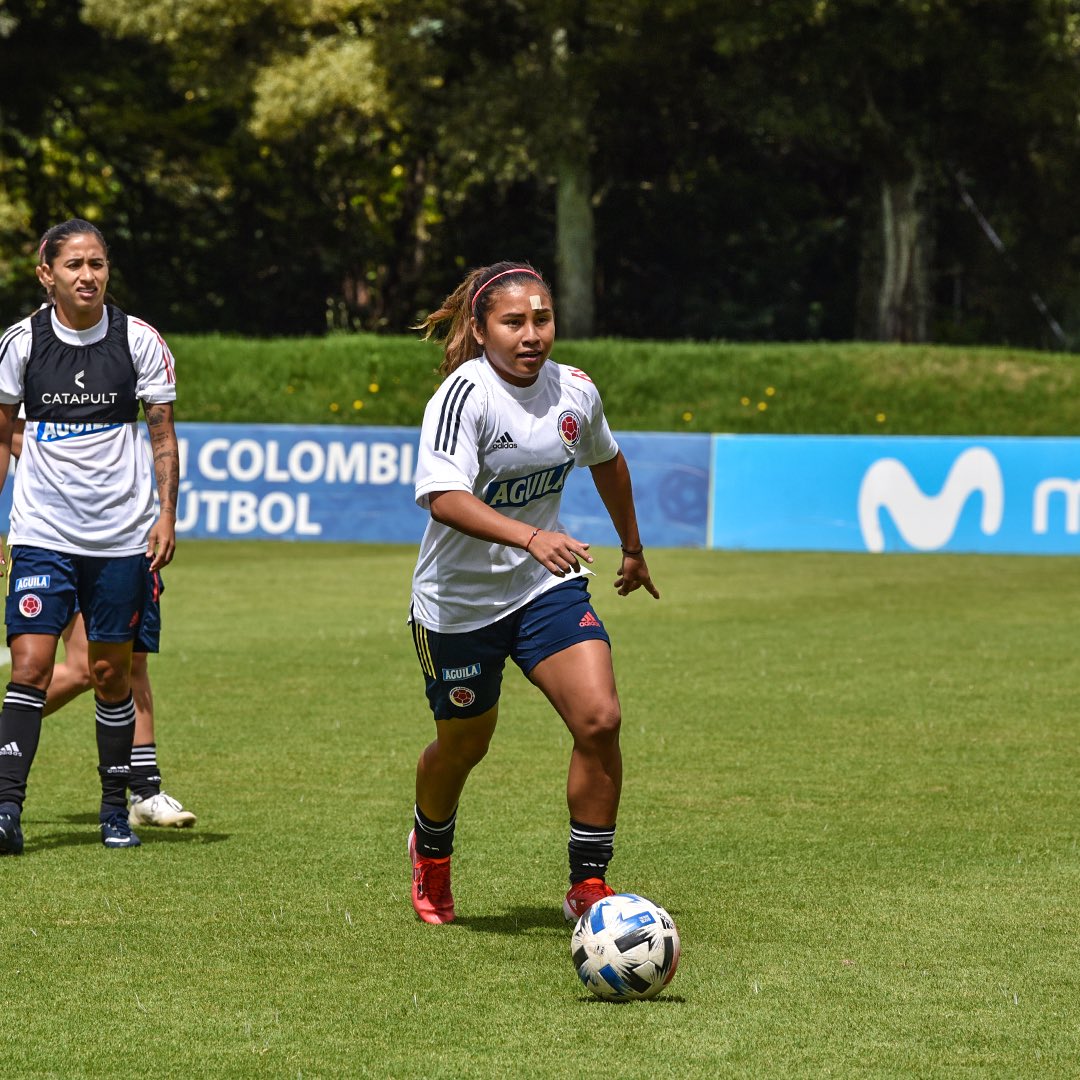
128, 792, 197, 828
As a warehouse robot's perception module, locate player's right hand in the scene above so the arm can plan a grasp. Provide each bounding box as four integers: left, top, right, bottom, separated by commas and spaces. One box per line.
525, 529, 593, 577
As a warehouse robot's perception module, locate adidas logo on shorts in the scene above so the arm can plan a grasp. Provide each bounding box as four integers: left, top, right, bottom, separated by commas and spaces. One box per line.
0, 741, 22, 756
489, 431, 518, 451
579, 611, 601, 628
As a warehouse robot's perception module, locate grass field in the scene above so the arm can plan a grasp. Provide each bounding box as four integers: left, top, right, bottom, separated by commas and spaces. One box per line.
2, 542, 1079, 1078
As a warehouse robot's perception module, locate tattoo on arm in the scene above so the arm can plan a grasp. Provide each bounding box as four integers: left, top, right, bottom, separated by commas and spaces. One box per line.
145, 404, 179, 516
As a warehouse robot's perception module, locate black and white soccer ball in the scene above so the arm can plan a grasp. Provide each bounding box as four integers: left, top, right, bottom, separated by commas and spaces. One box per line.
570, 893, 681, 1001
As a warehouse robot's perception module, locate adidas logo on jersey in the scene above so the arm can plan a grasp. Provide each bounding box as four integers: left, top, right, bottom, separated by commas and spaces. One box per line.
489, 431, 518, 451
0, 741, 22, 756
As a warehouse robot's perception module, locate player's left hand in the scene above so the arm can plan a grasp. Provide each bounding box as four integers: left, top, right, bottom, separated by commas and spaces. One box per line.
614, 552, 660, 599
146, 516, 177, 571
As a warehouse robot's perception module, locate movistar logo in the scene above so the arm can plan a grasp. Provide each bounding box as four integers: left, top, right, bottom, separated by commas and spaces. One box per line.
484, 462, 574, 508
858, 447, 1004, 552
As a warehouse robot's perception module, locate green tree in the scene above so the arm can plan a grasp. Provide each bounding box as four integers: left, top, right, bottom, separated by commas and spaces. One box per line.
715, 0, 1080, 343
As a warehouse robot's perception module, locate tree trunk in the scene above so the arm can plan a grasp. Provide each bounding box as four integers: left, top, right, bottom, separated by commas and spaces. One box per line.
874, 167, 931, 342
555, 144, 595, 339
550, 24, 595, 339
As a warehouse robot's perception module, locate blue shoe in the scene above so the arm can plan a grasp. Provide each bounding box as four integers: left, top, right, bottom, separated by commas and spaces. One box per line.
100, 809, 141, 849
0, 802, 23, 855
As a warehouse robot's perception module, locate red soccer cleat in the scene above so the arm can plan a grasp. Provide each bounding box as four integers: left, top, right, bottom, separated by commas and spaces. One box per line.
408, 829, 455, 924
563, 877, 615, 921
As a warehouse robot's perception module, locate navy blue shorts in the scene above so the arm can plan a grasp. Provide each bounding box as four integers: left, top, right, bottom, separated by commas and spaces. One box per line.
135, 567, 163, 654
6, 547, 149, 645
69, 564, 163, 653
410, 577, 611, 721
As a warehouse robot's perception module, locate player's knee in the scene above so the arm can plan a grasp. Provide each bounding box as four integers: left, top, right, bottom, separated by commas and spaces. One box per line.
450, 733, 493, 770
9, 661, 52, 692
89, 658, 129, 699
573, 700, 622, 750
65, 663, 94, 692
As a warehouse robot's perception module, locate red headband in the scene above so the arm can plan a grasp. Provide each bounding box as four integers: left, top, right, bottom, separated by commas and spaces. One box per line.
37, 237, 48, 262
471, 268, 544, 313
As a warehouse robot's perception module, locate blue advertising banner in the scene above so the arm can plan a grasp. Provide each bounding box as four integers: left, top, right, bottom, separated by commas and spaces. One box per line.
175, 423, 423, 542
14, 424, 1080, 554
561, 432, 711, 548
0, 423, 710, 547
710, 434, 1080, 554
173, 425, 711, 546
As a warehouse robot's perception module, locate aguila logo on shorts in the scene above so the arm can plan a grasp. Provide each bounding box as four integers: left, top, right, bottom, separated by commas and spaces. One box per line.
18, 594, 43, 618
558, 410, 581, 449
442, 663, 481, 681
449, 686, 476, 708
14, 575, 49, 592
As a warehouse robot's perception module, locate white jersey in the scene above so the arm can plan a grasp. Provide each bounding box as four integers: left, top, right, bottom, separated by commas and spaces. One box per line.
0, 306, 176, 556
411, 356, 619, 632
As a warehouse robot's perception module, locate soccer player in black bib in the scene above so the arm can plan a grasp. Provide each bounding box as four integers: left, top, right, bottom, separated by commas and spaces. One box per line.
0, 218, 179, 853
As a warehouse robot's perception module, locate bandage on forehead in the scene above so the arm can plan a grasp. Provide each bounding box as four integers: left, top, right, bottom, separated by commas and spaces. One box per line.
470, 267, 545, 312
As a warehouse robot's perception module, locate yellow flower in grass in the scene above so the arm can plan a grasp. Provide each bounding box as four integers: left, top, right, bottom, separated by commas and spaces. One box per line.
681, 411, 693, 423
329, 402, 340, 413
876, 412, 887, 424
353, 400, 364, 411
757, 402, 768, 411
368, 382, 380, 394
765, 386, 776, 397
740, 396, 751, 407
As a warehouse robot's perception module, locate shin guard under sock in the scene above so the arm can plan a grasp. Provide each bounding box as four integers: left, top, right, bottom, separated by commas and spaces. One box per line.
0, 683, 47, 809
96, 695, 135, 818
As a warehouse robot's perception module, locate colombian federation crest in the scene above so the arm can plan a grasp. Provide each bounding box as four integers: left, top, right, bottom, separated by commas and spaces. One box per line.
558, 410, 581, 449
18, 594, 43, 618
449, 686, 476, 708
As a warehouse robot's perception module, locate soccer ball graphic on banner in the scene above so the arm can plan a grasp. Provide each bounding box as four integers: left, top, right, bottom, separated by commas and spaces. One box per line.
570, 893, 681, 1001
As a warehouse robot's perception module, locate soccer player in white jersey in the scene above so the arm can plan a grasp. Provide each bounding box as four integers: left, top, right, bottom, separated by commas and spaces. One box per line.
8, 417, 196, 829
0, 218, 179, 854
407, 261, 659, 924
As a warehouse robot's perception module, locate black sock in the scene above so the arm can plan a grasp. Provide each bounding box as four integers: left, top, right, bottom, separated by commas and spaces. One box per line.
568, 818, 616, 884
414, 803, 456, 859
0, 683, 47, 809
129, 743, 162, 799
96, 695, 135, 819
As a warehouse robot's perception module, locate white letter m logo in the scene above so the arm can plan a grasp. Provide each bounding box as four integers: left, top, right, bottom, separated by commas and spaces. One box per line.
858, 447, 1004, 552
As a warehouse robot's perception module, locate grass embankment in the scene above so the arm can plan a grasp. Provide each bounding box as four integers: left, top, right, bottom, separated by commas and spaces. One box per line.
173, 333, 1080, 436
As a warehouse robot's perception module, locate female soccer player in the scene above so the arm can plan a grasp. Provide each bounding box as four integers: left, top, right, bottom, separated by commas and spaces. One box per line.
407, 261, 659, 924
0, 218, 179, 854
8, 419, 195, 828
